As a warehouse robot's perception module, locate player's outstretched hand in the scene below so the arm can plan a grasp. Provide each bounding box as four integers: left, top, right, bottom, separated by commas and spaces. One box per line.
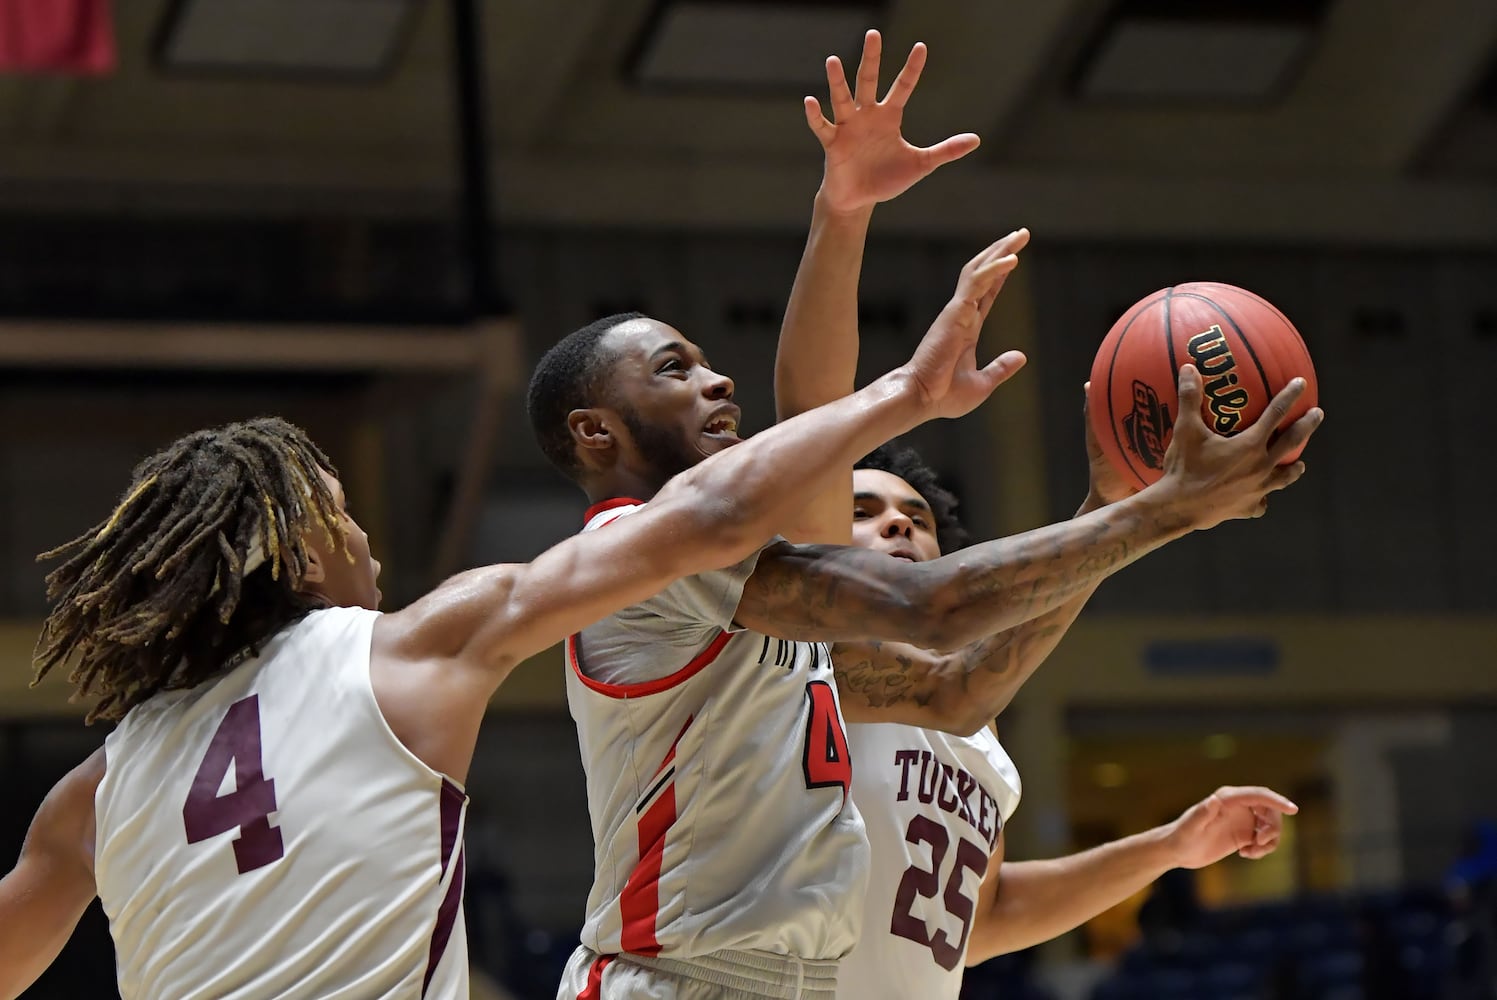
1165, 786, 1298, 868
904, 228, 1031, 420
1153, 365, 1324, 530
805, 29, 980, 215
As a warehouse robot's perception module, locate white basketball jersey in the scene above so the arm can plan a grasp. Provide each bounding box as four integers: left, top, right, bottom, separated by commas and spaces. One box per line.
565, 499, 870, 963
836, 723, 1021, 1000
95, 606, 470, 1000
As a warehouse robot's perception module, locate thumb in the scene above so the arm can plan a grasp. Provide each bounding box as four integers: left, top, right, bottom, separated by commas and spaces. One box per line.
980, 350, 1027, 389
1175, 364, 1204, 430
923, 133, 981, 169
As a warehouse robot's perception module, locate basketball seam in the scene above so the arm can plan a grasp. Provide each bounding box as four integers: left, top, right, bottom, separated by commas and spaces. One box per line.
1173, 292, 1272, 423
1104, 293, 1168, 490
1234, 286, 1316, 378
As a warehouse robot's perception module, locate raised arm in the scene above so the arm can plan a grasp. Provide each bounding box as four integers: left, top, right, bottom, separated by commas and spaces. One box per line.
369, 233, 1031, 779
776, 30, 983, 544
966, 786, 1296, 962
0, 750, 103, 1000
735, 368, 1323, 654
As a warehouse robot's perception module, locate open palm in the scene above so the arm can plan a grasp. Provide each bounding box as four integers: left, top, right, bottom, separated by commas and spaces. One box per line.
806, 30, 980, 214
907, 229, 1031, 420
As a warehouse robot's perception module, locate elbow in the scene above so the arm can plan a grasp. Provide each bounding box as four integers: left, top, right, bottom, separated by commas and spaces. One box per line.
928, 685, 998, 738
949, 705, 1000, 739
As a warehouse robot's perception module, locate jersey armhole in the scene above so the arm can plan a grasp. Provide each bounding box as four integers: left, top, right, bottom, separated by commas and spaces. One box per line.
353, 609, 467, 794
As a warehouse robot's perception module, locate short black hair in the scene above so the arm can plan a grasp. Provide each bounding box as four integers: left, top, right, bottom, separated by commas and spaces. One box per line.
856, 442, 969, 555
526, 312, 644, 479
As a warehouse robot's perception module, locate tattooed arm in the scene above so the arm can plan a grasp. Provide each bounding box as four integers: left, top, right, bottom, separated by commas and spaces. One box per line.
734, 488, 1179, 656
830, 405, 1141, 734
831, 582, 1095, 734
735, 369, 1322, 721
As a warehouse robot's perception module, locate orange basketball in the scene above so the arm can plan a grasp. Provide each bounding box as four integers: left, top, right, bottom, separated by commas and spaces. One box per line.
1086, 282, 1318, 491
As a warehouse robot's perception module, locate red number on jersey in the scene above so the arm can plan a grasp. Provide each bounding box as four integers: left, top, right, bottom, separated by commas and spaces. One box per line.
801, 680, 852, 800
183, 695, 285, 874
889, 815, 989, 971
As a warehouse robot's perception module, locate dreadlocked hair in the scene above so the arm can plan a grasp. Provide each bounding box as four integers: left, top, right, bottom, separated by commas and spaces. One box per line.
856, 441, 970, 555
33, 416, 347, 723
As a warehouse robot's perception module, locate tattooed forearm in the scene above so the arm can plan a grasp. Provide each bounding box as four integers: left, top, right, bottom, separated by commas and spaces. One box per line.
737, 491, 1191, 650
830, 581, 1099, 734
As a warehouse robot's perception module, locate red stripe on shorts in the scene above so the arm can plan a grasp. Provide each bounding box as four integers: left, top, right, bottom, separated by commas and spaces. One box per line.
577, 955, 615, 1000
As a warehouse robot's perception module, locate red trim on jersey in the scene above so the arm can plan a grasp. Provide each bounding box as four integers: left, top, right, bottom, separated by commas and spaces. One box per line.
655, 715, 694, 777
620, 781, 677, 956
577, 955, 615, 1000
584, 497, 645, 523
566, 630, 732, 700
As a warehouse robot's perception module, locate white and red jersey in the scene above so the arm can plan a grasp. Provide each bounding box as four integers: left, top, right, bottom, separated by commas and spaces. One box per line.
836, 722, 1021, 1000
94, 606, 469, 1000
564, 499, 870, 964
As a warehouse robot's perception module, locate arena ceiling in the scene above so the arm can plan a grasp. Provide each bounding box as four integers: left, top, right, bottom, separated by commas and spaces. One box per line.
0, 0, 1494, 241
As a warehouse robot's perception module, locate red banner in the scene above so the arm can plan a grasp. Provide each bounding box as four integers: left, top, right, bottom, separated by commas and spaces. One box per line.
0, 0, 114, 75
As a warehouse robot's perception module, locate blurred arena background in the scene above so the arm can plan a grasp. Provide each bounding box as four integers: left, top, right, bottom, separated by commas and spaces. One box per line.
1, 1, 1495, 998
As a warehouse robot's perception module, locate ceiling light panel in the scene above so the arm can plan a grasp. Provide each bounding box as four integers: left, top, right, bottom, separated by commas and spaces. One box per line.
159, 0, 414, 77
633, 1, 874, 90
1077, 18, 1312, 102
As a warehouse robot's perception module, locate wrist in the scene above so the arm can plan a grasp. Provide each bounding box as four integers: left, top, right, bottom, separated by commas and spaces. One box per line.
813, 187, 876, 225
1140, 823, 1185, 874
1131, 481, 1202, 534
868, 368, 930, 432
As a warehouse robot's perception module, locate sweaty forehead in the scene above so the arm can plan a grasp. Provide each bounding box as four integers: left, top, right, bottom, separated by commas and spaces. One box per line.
602, 318, 700, 363
853, 469, 930, 510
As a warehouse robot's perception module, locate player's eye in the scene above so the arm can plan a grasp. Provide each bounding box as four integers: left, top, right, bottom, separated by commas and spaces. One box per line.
658, 358, 684, 374
852, 508, 870, 520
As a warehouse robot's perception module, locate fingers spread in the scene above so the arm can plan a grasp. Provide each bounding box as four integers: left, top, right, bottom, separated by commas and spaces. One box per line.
825, 56, 855, 120
883, 41, 927, 107
803, 97, 835, 144
1268, 407, 1323, 464
1264, 461, 1306, 495
1251, 377, 1307, 444
852, 29, 882, 106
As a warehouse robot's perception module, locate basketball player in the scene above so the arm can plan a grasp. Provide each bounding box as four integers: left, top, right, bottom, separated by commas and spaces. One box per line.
772, 35, 1311, 996
0, 269, 1012, 1000
533, 32, 1320, 999
831, 441, 1296, 998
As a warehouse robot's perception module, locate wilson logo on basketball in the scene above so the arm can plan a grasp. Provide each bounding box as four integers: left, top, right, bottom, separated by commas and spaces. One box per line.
1185, 325, 1251, 434
1122, 380, 1172, 470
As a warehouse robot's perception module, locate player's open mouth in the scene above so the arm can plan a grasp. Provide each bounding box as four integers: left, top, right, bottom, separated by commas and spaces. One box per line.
702, 407, 741, 440
887, 548, 918, 562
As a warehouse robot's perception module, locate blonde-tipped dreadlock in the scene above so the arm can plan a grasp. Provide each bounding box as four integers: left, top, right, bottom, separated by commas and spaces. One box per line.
33, 417, 347, 723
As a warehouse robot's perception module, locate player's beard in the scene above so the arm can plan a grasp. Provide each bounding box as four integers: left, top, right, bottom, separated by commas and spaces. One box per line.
619, 405, 706, 484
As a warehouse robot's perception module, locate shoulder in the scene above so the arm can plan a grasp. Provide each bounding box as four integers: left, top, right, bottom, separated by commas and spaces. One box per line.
30, 748, 106, 877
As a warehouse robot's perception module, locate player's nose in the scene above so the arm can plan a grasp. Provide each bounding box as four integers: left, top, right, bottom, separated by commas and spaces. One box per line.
702, 369, 734, 399
881, 515, 913, 539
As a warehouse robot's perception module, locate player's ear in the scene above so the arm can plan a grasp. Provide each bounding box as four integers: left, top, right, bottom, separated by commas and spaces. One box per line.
300, 542, 328, 587
569, 408, 617, 455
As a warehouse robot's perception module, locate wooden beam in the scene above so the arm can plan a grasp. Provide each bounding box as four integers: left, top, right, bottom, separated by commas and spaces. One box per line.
0, 321, 513, 373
